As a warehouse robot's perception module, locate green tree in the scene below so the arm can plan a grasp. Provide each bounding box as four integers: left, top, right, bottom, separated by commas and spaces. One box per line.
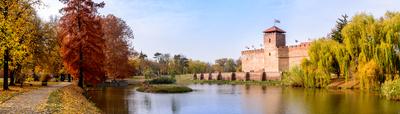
329, 14, 348, 43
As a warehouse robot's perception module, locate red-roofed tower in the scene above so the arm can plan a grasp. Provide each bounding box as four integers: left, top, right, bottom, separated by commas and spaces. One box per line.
263, 26, 286, 72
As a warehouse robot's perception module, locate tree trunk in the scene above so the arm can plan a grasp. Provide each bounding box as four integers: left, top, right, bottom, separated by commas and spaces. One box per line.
3, 49, 10, 90
9, 69, 15, 86
78, 50, 84, 88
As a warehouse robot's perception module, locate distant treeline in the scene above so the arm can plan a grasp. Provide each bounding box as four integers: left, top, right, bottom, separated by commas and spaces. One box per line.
129, 52, 242, 77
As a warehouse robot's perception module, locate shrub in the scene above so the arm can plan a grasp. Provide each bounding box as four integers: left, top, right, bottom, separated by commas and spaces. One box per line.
282, 66, 304, 87
146, 77, 176, 84
217, 72, 222, 80
382, 79, 400, 101
193, 73, 197, 80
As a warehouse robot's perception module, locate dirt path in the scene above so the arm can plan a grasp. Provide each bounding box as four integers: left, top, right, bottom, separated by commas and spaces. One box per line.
0, 82, 70, 114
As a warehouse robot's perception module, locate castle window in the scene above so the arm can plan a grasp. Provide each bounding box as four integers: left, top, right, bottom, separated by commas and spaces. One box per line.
269, 53, 271, 56
269, 39, 271, 43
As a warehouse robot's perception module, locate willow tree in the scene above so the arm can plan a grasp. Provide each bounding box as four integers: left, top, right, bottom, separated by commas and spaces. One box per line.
302, 39, 336, 87
101, 14, 134, 79
59, 0, 106, 87
0, 0, 38, 90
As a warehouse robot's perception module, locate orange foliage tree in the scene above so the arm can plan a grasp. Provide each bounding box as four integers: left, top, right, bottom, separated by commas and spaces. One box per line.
58, 0, 106, 87
101, 14, 134, 79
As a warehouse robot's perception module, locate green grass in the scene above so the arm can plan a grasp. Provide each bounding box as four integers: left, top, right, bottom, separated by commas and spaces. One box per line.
137, 85, 193, 93
382, 79, 400, 101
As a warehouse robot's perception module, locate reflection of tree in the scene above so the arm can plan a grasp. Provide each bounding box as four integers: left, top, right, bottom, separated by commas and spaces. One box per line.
171, 96, 179, 114
87, 88, 130, 113
144, 95, 152, 111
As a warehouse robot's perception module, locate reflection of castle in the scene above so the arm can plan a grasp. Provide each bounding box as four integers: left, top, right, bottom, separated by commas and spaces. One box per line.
241, 26, 309, 75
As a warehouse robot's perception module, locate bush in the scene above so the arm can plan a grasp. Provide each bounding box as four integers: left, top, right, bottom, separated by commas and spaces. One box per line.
282, 66, 304, 87
217, 72, 222, 80
382, 79, 400, 101
146, 77, 176, 84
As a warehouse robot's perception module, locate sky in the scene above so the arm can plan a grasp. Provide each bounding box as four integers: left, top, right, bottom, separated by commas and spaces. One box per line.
36, 0, 400, 63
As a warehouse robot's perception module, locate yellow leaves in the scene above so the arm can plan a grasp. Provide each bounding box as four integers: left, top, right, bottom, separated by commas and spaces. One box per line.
357, 59, 381, 89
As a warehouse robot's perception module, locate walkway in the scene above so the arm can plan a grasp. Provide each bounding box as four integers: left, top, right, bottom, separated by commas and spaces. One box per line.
0, 82, 70, 114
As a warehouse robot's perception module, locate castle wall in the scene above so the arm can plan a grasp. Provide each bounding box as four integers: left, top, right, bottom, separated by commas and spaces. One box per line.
287, 43, 310, 70
196, 72, 281, 81
239, 26, 310, 79
241, 49, 265, 72
263, 48, 279, 72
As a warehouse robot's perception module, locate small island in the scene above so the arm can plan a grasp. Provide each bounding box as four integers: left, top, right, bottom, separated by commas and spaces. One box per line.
136, 77, 193, 93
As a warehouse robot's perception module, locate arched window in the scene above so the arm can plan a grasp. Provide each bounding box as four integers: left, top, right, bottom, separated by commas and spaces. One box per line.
269, 53, 271, 56
269, 39, 271, 43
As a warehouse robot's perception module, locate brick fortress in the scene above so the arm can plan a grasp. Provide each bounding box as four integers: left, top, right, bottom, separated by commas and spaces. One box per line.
241, 26, 310, 78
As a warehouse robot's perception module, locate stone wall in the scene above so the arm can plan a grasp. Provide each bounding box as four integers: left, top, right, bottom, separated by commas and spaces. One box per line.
287, 42, 310, 69
241, 49, 265, 72
194, 72, 281, 81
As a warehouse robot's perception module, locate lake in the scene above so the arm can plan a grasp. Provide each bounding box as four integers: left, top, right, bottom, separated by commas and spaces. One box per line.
88, 84, 400, 114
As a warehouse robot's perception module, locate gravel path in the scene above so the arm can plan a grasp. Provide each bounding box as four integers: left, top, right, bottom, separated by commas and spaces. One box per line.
0, 82, 70, 114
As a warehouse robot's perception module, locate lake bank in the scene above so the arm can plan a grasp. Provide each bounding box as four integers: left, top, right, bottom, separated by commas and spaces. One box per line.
45, 85, 102, 114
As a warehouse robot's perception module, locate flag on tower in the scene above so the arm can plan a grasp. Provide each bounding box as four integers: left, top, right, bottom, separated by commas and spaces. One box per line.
274, 19, 281, 24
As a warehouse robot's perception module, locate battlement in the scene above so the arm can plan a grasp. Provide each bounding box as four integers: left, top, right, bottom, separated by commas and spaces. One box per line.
276, 42, 310, 49
241, 49, 264, 54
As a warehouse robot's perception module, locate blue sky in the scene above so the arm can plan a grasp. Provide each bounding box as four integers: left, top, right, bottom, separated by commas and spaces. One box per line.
37, 0, 400, 63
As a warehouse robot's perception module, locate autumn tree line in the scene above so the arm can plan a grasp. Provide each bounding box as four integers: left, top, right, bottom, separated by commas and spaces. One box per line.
130, 52, 242, 78
0, 0, 135, 89
283, 12, 400, 92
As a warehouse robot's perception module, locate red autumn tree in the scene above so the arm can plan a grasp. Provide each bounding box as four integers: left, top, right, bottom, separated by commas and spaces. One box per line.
58, 0, 106, 87
101, 14, 134, 79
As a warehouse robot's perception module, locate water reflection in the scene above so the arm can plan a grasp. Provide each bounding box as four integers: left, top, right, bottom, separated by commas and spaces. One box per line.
88, 84, 400, 114
87, 87, 132, 114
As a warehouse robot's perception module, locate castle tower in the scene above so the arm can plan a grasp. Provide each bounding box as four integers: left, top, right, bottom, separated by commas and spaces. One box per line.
263, 26, 286, 72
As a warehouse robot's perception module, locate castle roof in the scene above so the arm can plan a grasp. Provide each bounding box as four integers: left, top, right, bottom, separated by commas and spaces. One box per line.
263, 26, 286, 33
